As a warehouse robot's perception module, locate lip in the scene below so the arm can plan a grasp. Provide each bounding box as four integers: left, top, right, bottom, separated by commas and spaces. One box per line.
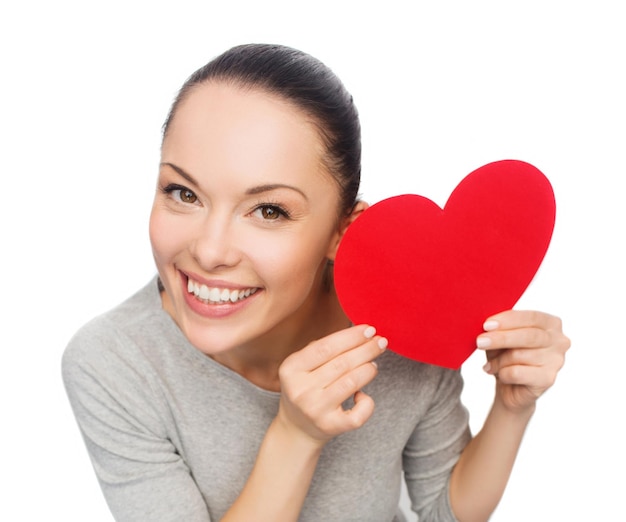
179, 270, 261, 319
182, 269, 255, 290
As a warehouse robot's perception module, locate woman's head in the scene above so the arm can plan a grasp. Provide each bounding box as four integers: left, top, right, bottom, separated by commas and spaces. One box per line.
162, 43, 361, 216
151, 44, 366, 355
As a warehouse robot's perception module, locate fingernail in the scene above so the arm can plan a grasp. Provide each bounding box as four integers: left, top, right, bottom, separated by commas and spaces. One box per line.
482, 362, 492, 373
477, 337, 492, 349
483, 320, 499, 331
371, 361, 378, 369
364, 326, 376, 338
377, 337, 388, 350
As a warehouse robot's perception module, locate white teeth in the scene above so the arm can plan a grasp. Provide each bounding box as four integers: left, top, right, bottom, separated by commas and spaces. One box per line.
187, 278, 258, 304
208, 287, 221, 301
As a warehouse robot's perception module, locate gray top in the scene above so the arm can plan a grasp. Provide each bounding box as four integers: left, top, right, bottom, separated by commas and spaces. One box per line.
62, 277, 471, 522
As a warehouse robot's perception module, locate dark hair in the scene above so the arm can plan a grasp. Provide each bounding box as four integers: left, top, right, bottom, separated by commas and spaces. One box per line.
162, 43, 361, 215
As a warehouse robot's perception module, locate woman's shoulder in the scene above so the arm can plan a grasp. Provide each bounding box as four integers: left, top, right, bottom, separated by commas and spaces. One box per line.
372, 349, 465, 410
61, 277, 181, 442
376, 349, 462, 384
61, 277, 170, 376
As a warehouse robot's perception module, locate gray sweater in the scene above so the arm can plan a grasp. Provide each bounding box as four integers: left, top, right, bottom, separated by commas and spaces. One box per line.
62, 277, 471, 522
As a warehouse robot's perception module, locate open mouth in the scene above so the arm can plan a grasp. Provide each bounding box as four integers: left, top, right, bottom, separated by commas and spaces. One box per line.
187, 277, 258, 304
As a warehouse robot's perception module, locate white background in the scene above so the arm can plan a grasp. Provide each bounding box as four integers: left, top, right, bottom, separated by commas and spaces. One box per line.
1, 1, 624, 520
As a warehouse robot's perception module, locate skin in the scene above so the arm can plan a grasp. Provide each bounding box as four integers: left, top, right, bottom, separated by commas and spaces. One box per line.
450, 310, 570, 521
149, 81, 570, 522
150, 82, 371, 389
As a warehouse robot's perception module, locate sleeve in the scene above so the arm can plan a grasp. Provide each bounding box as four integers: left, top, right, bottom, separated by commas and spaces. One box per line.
61, 323, 211, 522
402, 368, 471, 522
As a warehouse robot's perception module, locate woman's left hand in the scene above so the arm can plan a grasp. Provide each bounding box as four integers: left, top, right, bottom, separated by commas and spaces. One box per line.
477, 310, 570, 413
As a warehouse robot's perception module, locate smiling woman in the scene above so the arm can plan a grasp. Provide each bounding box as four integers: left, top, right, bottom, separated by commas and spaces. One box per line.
61, 43, 569, 522
151, 82, 349, 362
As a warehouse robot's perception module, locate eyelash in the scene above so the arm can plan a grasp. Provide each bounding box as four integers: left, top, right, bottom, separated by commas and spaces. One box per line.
161, 183, 292, 220
252, 202, 292, 221
161, 183, 198, 204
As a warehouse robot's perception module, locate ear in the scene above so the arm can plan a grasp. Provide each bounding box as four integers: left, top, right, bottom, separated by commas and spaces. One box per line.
326, 200, 369, 261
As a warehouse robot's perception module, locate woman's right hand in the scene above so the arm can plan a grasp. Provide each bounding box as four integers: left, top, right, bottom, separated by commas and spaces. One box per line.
276, 325, 387, 448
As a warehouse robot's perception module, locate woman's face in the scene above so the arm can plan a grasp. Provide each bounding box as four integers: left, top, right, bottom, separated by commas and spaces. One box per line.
150, 82, 350, 355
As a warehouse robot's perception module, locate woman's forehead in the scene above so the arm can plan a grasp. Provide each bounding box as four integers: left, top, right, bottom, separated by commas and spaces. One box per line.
161, 82, 336, 192
166, 83, 320, 148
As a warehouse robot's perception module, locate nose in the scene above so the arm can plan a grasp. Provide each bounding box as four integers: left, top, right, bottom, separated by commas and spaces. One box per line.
189, 211, 242, 271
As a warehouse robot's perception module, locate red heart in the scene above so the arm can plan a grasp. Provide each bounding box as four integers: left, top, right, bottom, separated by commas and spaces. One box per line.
334, 160, 556, 369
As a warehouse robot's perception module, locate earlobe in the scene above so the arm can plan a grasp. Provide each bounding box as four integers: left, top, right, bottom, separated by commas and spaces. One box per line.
327, 200, 369, 261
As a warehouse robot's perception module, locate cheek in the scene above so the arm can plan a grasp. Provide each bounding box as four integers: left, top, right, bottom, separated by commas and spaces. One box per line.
149, 207, 185, 262
247, 229, 331, 286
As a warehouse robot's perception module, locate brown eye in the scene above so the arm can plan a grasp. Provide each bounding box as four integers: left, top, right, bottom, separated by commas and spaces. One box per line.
260, 206, 280, 220
251, 204, 290, 221
161, 184, 200, 205
179, 189, 197, 204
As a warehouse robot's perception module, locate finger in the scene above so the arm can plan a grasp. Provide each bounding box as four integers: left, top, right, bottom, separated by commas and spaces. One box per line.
483, 310, 562, 332
477, 326, 551, 351
324, 359, 379, 405
485, 346, 553, 371
340, 390, 375, 430
284, 325, 385, 372
313, 337, 386, 388
313, 390, 376, 436
490, 361, 560, 390
485, 346, 565, 378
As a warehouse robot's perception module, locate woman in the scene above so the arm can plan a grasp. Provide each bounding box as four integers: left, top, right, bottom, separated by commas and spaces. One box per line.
62, 44, 570, 522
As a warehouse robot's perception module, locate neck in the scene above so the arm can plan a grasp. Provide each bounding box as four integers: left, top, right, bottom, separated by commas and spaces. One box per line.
211, 284, 350, 392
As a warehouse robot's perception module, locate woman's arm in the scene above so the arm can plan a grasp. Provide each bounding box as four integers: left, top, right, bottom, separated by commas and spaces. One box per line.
63, 320, 385, 522
449, 310, 570, 522
62, 330, 213, 522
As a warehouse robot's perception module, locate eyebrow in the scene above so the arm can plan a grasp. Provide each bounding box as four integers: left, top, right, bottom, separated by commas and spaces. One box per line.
160, 162, 199, 187
160, 162, 308, 200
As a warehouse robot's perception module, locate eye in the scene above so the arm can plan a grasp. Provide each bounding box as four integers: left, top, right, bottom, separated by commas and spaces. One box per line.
253, 204, 290, 221
162, 184, 198, 204
178, 188, 198, 204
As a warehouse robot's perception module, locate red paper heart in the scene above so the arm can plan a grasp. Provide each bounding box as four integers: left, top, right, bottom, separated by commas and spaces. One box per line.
334, 160, 556, 369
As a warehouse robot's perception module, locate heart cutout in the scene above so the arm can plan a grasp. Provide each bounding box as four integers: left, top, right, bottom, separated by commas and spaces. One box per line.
334, 159, 556, 369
